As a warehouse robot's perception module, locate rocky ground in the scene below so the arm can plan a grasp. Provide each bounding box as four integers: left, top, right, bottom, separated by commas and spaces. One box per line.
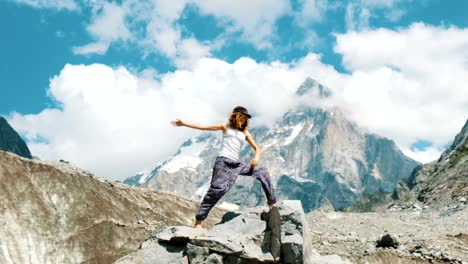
0, 151, 225, 264
306, 202, 468, 264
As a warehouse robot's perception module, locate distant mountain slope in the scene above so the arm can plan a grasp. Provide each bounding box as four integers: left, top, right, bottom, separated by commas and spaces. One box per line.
0, 116, 32, 158
408, 118, 468, 209
0, 151, 224, 264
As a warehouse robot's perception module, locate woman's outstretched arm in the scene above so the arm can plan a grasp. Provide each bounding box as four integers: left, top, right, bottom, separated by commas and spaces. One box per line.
171, 119, 227, 131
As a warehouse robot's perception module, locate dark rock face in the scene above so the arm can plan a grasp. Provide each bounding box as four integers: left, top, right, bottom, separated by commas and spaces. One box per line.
0, 116, 32, 158
115, 200, 309, 264
406, 118, 468, 209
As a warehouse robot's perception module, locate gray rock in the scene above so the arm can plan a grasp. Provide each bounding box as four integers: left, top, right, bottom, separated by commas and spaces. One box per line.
211, 212, 266, 240
151, 226, 207, 244
239, 238, 276, 262
281, 233, 303, 263
376, 234, 399, 248
206, 253, 223, 264
268, 206, 282, 260
189, 236, 244, 255
114, 243, 185, 264
186, 243, 210, 263
223, 255, 243, 264
116, 200, 308, 264
278, 200, 307, 263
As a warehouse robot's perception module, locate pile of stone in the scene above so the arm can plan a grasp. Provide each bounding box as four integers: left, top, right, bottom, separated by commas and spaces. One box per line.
114, 200, 308, 264
386, 202, 426, 212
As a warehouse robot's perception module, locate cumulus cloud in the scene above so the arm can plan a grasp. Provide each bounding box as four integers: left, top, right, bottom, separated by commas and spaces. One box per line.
7, 22, 468, 181
334, 23, 468, 158
7, 57, 331, 181
73, 2, 132, 55
70, 0, 292, 62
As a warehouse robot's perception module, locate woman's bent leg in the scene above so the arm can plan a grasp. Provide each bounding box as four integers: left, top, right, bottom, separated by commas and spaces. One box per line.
250, 166, 277, 205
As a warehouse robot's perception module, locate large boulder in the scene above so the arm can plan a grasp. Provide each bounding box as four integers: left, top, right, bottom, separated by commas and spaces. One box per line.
114, 200, 309, 263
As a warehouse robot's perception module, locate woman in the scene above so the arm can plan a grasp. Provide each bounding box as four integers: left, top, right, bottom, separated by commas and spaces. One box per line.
170, 106, 277, 229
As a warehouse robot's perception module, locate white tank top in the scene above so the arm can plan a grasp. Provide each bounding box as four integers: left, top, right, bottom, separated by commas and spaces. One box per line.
218, 126, 247, 161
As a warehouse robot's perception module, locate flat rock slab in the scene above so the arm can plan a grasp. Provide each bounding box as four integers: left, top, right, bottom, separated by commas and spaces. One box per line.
189, 236, 244, 255
151, 226, 208, 244
211, 212, 267, 240
114, 243, 185, 264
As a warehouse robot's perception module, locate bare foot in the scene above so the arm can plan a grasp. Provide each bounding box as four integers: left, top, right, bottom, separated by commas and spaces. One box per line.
194, 220, 203, 229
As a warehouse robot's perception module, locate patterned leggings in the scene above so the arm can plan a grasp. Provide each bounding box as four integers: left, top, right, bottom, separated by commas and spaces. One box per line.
195, 156, 277, 221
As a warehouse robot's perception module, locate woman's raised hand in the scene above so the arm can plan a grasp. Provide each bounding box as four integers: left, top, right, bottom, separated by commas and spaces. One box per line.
170, 119, 184, 126
250, 158, 258, 169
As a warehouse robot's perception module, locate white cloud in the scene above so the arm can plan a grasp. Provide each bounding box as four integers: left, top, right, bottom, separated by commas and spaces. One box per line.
11, 0, 78, 10
297, 0, 329, 25
385, 8, 405, 22
7, 57, 328, 181
173, 38, 211, 68
194, 0, 291, 49
72, 0, 292, 59
142, 13, 211, 69
345, 0, 408, 30
401, 146, 444, 164
7, 21, 468, 181
73, 2, 131, 55
360, 0, 402, 8
73, 42, 109, 55
333, 23, 468, 157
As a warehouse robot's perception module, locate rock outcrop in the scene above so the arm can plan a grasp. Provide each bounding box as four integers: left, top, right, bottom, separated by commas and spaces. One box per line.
0, 151, 225, 264
115, 200, 311, 264
0, 116, 32, 158
410, 119, 468, 210
392, 118, 468, 214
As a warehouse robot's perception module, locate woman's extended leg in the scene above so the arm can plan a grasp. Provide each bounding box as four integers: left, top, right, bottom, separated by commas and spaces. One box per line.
194, 157, 239, 227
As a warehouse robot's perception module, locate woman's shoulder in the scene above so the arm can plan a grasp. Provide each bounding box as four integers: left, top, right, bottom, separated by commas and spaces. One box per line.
222, 122, 229, 133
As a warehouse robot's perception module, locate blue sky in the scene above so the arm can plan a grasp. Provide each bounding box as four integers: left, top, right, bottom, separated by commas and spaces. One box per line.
1, 0, 467, 180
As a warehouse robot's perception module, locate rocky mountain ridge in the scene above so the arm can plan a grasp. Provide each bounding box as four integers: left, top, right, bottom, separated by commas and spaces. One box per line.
407, 118, 468, 210
0, 116, 32, 159
125, 78, 420, 212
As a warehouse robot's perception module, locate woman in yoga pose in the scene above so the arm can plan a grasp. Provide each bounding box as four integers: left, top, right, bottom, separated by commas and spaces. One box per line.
170, 106, 277, 229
